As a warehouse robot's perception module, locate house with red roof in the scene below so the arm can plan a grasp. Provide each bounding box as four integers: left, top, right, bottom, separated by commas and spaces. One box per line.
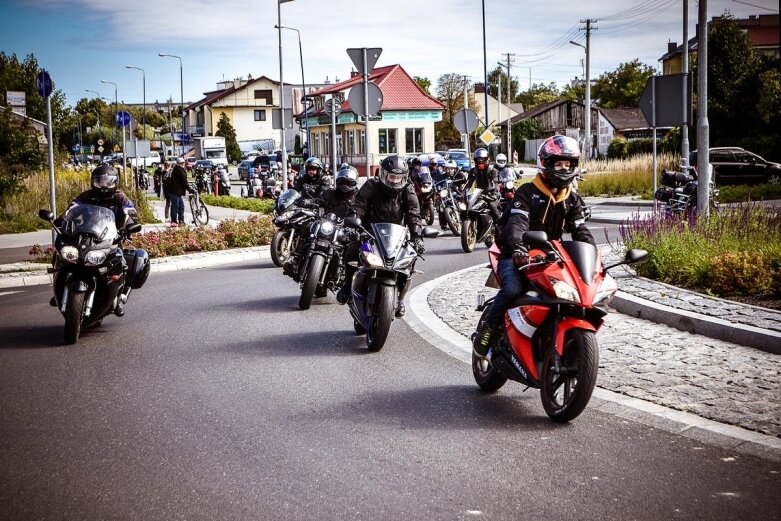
299, 64, 444, 176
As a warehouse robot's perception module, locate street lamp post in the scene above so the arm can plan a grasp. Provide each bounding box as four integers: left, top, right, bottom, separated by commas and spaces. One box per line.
126, 65, 146, 138
276, 24, 309, 154
277, 0, 295, 189
85, 89, 104, 128
159, 53, 184, 156
100, 80, 118, 147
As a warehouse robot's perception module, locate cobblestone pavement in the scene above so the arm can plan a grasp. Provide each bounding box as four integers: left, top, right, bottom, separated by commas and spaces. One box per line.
427, 262, 781, 438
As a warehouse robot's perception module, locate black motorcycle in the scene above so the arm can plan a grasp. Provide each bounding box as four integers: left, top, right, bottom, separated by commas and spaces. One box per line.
434, 176, 466, 236
343, 219, 439, 351
38, 205, 149, 344
296, 212, 350, 310
413, 168, 436, 226
460, 188, 497, 253
270, 189, 320, 267
194, 167, 212, 194
655, 166, 719, 216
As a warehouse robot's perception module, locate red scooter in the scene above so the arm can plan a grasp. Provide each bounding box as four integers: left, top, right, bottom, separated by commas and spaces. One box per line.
473, 232, 647, 422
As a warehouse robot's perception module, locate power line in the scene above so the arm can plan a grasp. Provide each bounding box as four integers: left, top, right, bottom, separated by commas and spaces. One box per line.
731, 0, 779, 12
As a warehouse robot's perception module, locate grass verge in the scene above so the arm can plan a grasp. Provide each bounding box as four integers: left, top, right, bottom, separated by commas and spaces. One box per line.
200, 194, 275, 214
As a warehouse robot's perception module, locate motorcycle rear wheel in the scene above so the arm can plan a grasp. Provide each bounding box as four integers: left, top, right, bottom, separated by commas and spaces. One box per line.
460, 218, 476, 253
423, 201, 435, 226
445, 207, 461, 235
270, 231, 290, 267
366, 285, 395, 352
298, 254, 324, 310
63, 291, 85, 345
540, 329, 599, 423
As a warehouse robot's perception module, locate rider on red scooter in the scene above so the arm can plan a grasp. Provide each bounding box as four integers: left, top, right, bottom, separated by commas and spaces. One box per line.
474, 135, 594, 357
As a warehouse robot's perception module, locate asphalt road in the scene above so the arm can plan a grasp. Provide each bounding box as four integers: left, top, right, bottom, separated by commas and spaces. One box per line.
1, 223, 779, 520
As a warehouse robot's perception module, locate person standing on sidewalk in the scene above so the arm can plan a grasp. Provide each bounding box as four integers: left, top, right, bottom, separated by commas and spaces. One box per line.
474, 135, 594, 357
168, 158, 193, 226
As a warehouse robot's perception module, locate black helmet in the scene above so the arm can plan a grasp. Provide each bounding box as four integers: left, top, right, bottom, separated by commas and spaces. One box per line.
304, 157, 323, 177
537, 135, 580, 189
409, 156, 422, 167
474, 148, 489, 171
91, 164, 118, 196
335, 164, 359, 194
378, 155, 409, 192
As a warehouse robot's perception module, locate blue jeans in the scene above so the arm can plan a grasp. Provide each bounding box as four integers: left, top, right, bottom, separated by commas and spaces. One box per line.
484, 257, 526, 326
170, 194, 185, 224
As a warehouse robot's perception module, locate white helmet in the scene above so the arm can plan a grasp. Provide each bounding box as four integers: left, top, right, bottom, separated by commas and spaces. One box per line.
495, 153, 508, 168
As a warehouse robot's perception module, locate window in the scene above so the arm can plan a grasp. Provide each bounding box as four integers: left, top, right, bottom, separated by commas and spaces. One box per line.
347, 130, 355, 155
378, 128, 397, 154
712, 150, 734, 162
405, 128, 424, 154
359, 130, 365, 155
313, 133, 320, 156
324, 132, 330, 155
254, 89, 273, 104
254, 110, 266, 122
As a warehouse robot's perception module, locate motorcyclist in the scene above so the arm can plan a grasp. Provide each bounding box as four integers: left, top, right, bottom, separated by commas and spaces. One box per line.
319, 164, 359, 219
473, 135, 595, 357
464, 147, 502, 221
336, 155, 423, 318
294, 157, 331, 198
429, 154, 447, 184
408, 156, 423, 185
495, 153, 508, 170
70, 164, 138, 316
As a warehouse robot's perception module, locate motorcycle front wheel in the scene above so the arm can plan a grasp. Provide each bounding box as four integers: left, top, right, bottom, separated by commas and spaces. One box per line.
63, 291, 85, 345
472, 307, 508, 392
445, 207, 461, 235
540, 329, 599, 423
270, 230, 290, 267
366, 284, 395, 352
460, 218, 476, 253
298, 254, 325, 310
423, 201, 435, 226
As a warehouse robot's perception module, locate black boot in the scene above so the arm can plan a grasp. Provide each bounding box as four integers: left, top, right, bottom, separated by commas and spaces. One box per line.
395, 301, 406, 318
473, 323, 499, 357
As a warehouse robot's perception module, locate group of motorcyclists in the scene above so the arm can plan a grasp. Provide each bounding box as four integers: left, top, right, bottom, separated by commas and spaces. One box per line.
50, 135, 593, 357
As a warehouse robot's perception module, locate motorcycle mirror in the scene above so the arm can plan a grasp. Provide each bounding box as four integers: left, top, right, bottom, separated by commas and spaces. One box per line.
422, 226, 440, 239
344, 216, 362, 229
126, 223, 142, 235
625, 249, 648, 264
523, 231, 548, 245
38, 209, 54, 222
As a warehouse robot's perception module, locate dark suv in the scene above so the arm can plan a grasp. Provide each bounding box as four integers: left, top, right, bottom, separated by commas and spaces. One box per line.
691, 147, 781, 186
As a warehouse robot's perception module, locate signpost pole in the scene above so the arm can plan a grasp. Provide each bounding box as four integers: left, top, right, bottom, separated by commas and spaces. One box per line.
363, 48, 370, 177
652, 76, 657, 212
122, 125, 128, 187
463, 78, 471, 163
696, 0, 710, 217
46, 93, 56, 243
331, 95, 337, 174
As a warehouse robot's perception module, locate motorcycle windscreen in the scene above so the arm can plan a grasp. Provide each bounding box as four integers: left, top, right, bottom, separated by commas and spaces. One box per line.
275, 189, 301, 212
561, 241, 598, 284
370, 223, 408, 261
498, 168, 516, 185
466, 189, 484, 211
416, 169, 433, 184
63, 204, 118, 241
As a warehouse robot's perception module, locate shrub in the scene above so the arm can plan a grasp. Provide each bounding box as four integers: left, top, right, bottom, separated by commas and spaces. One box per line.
607, 138, 628, 159
717, 183, 781, 204
217, 215, 275, 248
200, 194, 275, 214
707, 251, 774, 296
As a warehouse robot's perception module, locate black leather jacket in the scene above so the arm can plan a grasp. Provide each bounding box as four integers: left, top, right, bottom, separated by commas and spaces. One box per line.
465, 165, 498, 191
348, 179, 422, 237
294, 171, 331, 198
319, 189, 355, 219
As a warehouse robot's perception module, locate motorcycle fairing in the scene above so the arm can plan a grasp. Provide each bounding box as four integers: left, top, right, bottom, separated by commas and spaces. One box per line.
370, 223, 407, 261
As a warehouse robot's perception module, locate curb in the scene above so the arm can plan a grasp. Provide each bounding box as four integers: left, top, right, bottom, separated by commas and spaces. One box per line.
404, 266, 781, 463
611, 290, 781, 355
0, 246, 271, 289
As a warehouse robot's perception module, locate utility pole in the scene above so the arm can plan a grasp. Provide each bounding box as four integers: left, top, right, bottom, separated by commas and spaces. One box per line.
580, 19, 597, 162
681, 0, 690, 168
696, 0, 710, 217
503, 52, 515, 161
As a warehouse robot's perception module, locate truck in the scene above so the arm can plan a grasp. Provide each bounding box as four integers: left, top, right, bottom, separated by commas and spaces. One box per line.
193, 136, 228, 166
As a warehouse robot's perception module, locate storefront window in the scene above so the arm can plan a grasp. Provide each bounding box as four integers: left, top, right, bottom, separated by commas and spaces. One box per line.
405, 128, 424, 154
347, 130, 355, 155
378, 128, 397, 154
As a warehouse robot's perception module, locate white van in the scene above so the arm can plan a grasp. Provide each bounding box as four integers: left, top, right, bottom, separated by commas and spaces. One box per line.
129, 151, 161, 169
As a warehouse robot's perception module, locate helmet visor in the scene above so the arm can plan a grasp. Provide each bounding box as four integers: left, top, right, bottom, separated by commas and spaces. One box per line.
93, 173, 117, 190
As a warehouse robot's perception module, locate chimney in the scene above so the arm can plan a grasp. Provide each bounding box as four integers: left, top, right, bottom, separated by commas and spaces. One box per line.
668, 41, 678, 53
334, 76, 340, 83
324, 76, 330, 85
350, 69, 359, 78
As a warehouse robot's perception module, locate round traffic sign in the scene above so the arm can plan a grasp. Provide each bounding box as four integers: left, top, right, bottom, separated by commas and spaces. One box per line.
36, 70, 53, 98
325, 99, 342, 117
348, 82, 383, 116
97, 139, 104, 146
115, 111, 131, 127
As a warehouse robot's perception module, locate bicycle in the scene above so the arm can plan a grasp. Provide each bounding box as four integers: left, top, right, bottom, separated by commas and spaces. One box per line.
188, 183, 210, 225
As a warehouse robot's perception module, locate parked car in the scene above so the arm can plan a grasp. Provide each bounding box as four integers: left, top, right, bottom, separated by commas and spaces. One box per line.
185, 157, 197, 171
238, 160, 253, 180
445, 149, 471, 171
691, 147, 781, 186
194, 160, 216, 173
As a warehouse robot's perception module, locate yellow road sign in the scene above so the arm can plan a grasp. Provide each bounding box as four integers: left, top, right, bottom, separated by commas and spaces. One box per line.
479, 129, 496, 146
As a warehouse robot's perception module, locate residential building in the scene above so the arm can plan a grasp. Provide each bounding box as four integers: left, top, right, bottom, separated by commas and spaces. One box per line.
597, 108, 671, 156
508, 99, 599, 160
300, 65, 445, 176
660, 14, 779, 74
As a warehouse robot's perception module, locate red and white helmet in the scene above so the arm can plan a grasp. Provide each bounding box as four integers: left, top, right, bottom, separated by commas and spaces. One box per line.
536, 135, 580, 189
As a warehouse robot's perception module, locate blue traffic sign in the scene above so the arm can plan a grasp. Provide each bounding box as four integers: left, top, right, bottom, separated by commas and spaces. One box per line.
115, 111, 131, 127
36, 70, 53, 98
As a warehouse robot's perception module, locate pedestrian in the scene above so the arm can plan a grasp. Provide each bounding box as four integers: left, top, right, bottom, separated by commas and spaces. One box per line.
154, 161, 166, 197
168, 157, 192, 226
162, 162, 173, 222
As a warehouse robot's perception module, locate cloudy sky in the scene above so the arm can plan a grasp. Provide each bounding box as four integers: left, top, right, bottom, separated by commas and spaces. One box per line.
1, 0, 777, 108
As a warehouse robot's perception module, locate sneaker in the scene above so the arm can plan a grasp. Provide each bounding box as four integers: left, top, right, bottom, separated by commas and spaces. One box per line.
114, 300, 125, 317
473, 324, 498, 357
395, 302, 406, 318
336, 286, 350, 305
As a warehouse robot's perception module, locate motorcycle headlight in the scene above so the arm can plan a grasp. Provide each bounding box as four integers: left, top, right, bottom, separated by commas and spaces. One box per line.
594, 274, 618, 305
60, 245, 79, 263
550, 278, 581, 303
84, 248, 109, 266
361, 251, 384, 269
421, 185, 432, 193
439, 189, 449, 198
319, 220, 335, 237
394, 256, 415, 271
458, 201, 467, 211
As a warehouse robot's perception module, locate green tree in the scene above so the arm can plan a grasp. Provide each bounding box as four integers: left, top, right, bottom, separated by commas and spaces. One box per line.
0, 106, 46, 205
591, 59, 655, 108
517, 82, 560, 111
487, 66, 520, 101
560, 79, 585, 102
215, 112, 241, 163
435, 73, 478, 148
414, 76, 431, 94
510, 118, 542, 160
